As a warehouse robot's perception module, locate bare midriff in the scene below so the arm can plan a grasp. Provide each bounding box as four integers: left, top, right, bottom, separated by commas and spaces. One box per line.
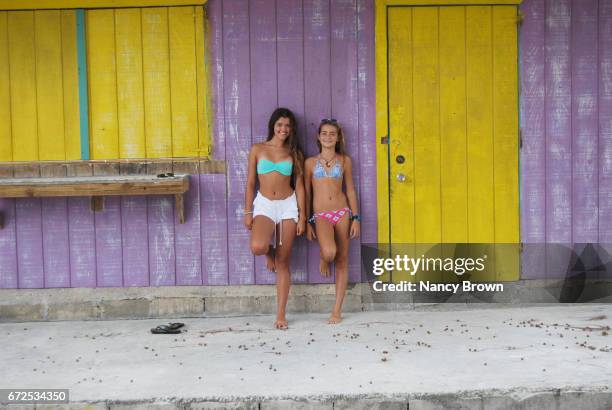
312, 178, 348, 213
258, 173, 294, 200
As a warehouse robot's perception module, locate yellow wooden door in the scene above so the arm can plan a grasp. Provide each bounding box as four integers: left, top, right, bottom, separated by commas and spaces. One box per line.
386, 5, 519, 281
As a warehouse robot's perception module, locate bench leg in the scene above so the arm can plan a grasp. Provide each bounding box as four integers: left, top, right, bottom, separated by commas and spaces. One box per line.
175, 194, 185, 224
0, 211, 4, 229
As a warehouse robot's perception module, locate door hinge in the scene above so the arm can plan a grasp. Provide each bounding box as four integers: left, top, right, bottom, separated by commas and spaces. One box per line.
380, 136, 389, 145
519, 129, 523, 149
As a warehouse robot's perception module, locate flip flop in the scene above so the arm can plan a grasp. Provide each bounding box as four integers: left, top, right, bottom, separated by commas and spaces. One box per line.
166, 322, 185, 330
151, 325, 182, 334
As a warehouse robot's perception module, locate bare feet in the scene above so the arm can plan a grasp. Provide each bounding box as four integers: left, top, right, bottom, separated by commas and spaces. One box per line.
265, 247, 275, 272
274, 317, 288, 330
319, 258, 331, 277
328, 311, 342, 324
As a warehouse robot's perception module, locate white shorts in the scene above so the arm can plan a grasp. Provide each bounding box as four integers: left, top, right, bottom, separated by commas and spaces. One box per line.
253, 191, 299, 225
253, 191, 298, 247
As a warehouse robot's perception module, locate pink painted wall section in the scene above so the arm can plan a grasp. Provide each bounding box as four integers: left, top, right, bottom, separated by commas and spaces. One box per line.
520, 0, 612, 279
0, 0, 376, 288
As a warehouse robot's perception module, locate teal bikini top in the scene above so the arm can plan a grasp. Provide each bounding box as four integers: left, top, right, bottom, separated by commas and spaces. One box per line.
257, 159, 293, 176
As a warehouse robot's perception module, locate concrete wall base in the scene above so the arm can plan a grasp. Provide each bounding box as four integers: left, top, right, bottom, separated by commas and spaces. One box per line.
1, 280, 611, 322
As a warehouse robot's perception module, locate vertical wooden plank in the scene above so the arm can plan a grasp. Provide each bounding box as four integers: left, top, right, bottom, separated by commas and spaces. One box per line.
8, 11, 38, 161
115, 8, 146, 158
571, 0, 598, 245
40, 164, 70, 288
93, 163, 123, 286
223, 0, 254, 284
250, 0, 278, 285
142, 7, 172, 157
169, 6, 199, 157
412, 6, 440, 242
304, 0, 332, 283
466, 6, 494, 281
67, 162, 96, 287
519, 0, 546, 279
277, 0, 308, 284
195, 6, 211, 155
375, 1, 389, 246
599, 0, 612, 278
0, 12, 11, 162
87, 9, 119, 159
35, 10, 66, 161
200, 171, 228, 285
492, 6, 519, 281
174, 161, 202, 285
411, 7, 442, 284
147, 161, 176, 286
61, 10, 81, 160
0, 166, 17, 288
207, 0, 226, 160
120, 162, 149, 286
357, 0, 377, 249
331, 0, 361, 283
388, 7, 415, 284
545, 0, 572, 278
14, 164, 44, 288
439, 6, 467, 244
76, 9, 90, 160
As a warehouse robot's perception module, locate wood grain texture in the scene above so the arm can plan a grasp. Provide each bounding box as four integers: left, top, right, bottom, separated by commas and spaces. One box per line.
147, 161, 176, 286
200, 172, 228, 285
277, 0, 308, 284
174, 162, 202, 285
67, 162, 96, 287
356, 0, 377, 250
519, 0, 546, 279
331, 0, 361, 283
115, 8, 146, 158
0, 12, 11, 162
249, 0, 277, 285
545, 0, 572, 278
223, 0, 254, 285
14, 164, 44, 288
40, 163, 70, 287
304, 0, 332, 284
120, 162, 149, 286
8, 11, 38, 161
599, 0, 612, 278
93, 162, 123, 286
0, 166, 17, 288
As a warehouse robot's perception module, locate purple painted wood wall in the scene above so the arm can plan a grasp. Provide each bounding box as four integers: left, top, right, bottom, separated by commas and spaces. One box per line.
520, 0, 612, 279
208, 0, 376, 286
0, 0, 376, 288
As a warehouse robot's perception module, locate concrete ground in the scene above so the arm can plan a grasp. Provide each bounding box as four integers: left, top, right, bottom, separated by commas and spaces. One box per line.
1, 305, 612, 409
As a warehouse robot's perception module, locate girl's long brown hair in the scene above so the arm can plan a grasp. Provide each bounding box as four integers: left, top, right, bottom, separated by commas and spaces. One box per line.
267, 107, 304, 176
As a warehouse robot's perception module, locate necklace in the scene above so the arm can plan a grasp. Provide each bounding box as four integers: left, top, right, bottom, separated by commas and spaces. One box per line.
320, 154, 336, 167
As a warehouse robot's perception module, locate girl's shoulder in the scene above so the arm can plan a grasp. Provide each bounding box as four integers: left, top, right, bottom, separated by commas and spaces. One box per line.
305, 156, 319, 166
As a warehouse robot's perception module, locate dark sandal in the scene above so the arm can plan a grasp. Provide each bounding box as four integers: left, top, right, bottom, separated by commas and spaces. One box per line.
151, 325, 182, 334
166, 322, 185, 330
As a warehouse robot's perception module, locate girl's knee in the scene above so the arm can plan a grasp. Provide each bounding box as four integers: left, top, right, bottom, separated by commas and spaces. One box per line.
321, 246, 337, 263
250, 241, 269, 256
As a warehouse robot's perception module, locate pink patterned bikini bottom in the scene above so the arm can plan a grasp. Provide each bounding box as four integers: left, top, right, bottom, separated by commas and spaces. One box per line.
310, 207, 351, 226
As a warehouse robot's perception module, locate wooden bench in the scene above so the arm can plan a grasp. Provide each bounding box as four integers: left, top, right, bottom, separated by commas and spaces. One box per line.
0, 159, 226, 228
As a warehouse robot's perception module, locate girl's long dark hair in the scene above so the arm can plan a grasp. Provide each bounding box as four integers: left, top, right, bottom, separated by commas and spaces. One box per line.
267, 107, 304, 176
